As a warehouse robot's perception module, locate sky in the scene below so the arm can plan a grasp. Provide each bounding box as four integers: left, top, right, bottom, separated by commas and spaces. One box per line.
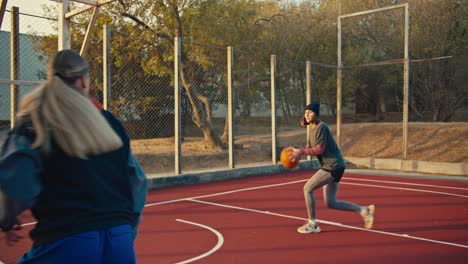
1, 0, 56, 34
4, 0, 54, 14
1, 0, 307, 34
1, 0, 97, 34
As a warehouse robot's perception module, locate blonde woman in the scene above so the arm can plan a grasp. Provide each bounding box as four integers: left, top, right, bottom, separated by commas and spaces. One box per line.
0, 50, 147, 263
289, 101, 375, 234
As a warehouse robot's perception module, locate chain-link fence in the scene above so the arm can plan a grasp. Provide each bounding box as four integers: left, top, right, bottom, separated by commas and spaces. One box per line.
409, 56, 468, 123
338, 4, 405, 160
336, 2, 467, 164
407, 56, 468, 162
104, 30, 174, 175
337, 56, 468, 162
233, 51, 272, 167
276, 58, 307, 161
341, 63, 404, 159
311, 64, 338, 123
0, 8, 54, 143
1, 2, 467, 175
178, 43, 229, 173
0, 23, 10, 137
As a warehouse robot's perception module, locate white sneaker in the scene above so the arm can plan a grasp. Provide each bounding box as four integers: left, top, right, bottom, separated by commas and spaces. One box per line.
297, 221, 321, 234
360, 205, 375, 229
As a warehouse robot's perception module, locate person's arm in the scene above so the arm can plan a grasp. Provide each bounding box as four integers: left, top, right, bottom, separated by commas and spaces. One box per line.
290, 124, 328, 160
298, 144, 325, 156
128, 151, 147, 239
0, 133, 43, 232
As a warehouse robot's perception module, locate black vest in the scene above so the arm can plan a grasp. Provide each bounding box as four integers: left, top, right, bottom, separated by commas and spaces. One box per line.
15, 111, 137, 246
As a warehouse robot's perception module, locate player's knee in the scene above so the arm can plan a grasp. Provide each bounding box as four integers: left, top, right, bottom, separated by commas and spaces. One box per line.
303, 186, 314, 194
325, 200, 336, 209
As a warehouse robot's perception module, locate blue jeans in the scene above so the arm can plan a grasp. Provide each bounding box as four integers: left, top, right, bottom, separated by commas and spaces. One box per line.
18, 224, 136, 264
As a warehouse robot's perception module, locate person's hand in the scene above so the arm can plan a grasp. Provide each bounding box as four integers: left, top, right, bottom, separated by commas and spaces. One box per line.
3, 221, 23, 246
288, 147, 302, 163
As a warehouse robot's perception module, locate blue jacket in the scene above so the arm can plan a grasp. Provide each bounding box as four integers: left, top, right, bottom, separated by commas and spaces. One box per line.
0, 110, 147, 246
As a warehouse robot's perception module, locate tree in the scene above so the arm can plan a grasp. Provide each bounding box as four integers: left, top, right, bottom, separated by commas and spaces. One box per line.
409, 0, 467, 121
113, 0, 300, 148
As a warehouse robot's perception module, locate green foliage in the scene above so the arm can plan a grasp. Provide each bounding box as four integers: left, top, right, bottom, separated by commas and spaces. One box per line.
32, 0, 467, 123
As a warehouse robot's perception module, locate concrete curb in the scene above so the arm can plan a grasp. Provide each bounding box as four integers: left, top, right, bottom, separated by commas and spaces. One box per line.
345, 157, 468, 176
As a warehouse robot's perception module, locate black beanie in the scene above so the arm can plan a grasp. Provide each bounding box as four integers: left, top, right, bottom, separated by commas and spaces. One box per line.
305, 101, 320, 117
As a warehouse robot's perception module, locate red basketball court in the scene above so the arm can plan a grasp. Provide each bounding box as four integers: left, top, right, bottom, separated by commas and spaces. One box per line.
1, 170, 468, 263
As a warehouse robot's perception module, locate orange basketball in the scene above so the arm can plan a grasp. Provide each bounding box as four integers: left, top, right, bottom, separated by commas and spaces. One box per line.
280, 147, 299, 169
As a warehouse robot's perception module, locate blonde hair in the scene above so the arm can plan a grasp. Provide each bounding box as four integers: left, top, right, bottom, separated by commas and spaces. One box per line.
17, 50, 122, 159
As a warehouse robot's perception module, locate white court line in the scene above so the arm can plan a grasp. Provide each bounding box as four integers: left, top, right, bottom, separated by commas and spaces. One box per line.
341, 182, 468, 198
346, 177, 468, 191
188, 198, 468, 249
20, 222, 36, 227
17, 179, 305, 228
0, 221, 37, 231
145, 179, 307, 207
174, 219, 224, 264
146, 177, 468, 208
17, 177, 468, 228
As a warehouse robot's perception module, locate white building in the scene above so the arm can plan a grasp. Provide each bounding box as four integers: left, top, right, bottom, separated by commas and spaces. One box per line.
0, 31, 46, 122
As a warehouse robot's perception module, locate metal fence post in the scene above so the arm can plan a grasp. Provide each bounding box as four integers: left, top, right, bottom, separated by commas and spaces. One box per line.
227, 46, 235, 168
174, 36, 182, 174
10, 6, 19, 129
336, 15, 342, 148
402, 3, 410, 160
58, 0, 70, 50
306, 60, 312, 160
271, 55, 277, 164
103, 25, 111, 110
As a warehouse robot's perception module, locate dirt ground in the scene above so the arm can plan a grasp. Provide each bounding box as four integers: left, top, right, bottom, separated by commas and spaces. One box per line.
131, 122, 468, 174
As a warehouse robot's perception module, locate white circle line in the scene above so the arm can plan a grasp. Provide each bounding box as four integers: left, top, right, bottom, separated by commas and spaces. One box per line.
174, 218, 224, 264
188, 198, 468, 249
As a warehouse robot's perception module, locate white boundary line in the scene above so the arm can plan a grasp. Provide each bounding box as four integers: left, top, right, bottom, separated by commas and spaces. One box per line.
14, 179, 300, 228
346, 169, 468, 182
341, 182, 468, 198
146, 177, 468, 208
346, 177, 468, 190
145, 179, 307, 207
0, 221, 36, 231
20, 222, 36, 227
17, 177, 468, 228
188, 198, 468, 249
174, 219, 224, 264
